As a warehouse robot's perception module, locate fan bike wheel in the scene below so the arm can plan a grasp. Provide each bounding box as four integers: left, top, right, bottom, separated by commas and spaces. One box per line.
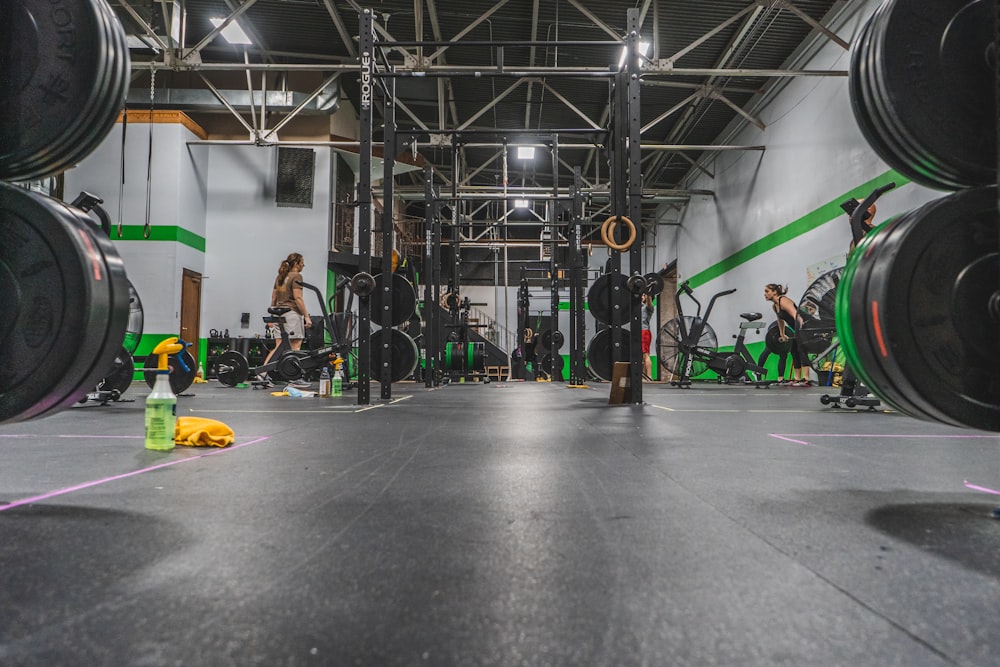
656, 316, 718, 379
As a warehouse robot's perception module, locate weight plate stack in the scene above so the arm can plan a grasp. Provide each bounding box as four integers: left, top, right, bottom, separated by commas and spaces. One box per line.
0, 183, 130, 424
849, 0, 996, 190
0, 0, 130, 181
837, 186, 1000, 431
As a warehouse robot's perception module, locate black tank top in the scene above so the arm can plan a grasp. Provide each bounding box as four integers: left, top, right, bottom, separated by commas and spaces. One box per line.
776, 296, 795, 328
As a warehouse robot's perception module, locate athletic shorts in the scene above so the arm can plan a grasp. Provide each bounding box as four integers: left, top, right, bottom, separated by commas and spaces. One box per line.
641, 329, 652, 354
282, 311, 307, 339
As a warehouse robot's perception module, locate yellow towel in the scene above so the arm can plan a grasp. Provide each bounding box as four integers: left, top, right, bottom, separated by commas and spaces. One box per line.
174, 416, 235, 447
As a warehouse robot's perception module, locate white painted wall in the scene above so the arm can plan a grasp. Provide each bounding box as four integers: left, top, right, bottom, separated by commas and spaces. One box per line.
202, 145, 330, 339
65, 119, 332, 352
648, 0, 944, 357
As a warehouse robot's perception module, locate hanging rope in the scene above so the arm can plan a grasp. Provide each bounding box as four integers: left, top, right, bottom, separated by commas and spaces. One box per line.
143, 63, 155, 239
117, 104, 127, 238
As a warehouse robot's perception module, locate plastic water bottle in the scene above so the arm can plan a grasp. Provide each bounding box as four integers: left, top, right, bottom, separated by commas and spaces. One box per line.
145, 370, 176, 450
318, 366, 331, 397
332, 369, 343, 397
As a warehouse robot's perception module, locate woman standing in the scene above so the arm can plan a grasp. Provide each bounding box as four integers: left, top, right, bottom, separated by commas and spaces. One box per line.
262, 253, 313, 373
764, 283, 810, 386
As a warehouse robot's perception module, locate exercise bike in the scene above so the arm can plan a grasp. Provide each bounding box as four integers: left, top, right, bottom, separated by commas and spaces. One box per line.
215, 280, 352, 388
657, 281, 768, 388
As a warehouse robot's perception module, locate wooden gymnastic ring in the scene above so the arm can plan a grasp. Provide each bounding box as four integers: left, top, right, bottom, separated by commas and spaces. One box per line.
601, 215, 636, 251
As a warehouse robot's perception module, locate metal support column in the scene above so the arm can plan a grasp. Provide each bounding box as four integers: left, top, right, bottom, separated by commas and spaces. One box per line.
626, 8, 644, 403
356, 8, 375, 405
568, 167, 587, 385
549, 137, 562, 381
423, 165, 436, 388
379, 76, 396, 399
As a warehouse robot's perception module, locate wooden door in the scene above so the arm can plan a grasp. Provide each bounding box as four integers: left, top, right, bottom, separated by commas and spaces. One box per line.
180, 269, 202, 365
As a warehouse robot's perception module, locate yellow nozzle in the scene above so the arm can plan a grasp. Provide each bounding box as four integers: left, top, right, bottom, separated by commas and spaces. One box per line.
152, 337, 184, 371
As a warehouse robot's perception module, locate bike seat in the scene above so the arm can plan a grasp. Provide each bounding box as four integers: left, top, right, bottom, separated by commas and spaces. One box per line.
740, 312, 763, 322
268, 306, 292, 316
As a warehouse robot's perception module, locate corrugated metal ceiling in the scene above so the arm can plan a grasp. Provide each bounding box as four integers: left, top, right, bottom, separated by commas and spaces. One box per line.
108, 0, 850, 217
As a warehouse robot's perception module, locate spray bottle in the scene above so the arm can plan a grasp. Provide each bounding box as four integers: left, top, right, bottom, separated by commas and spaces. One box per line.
332, 357, 344, 397
145, 337, 183, 451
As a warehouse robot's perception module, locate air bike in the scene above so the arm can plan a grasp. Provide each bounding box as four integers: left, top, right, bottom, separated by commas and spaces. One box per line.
657, 281, 768, 388
215, 280, 354, 388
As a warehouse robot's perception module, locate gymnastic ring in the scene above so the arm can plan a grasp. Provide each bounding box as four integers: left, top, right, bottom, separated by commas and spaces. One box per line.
601, 215, 636, 251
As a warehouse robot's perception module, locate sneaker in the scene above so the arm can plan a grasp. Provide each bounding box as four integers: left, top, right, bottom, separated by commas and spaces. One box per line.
793, 379, 813, 387
287, 380, 312, 389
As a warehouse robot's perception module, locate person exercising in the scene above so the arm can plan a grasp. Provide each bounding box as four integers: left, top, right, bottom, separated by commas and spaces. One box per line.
764, 283, 810, 386
640, 292, 654, 381
261, 253, 313, 381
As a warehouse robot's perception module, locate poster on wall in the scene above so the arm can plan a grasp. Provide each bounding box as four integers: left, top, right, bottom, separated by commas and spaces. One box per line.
805, 255, 845, 285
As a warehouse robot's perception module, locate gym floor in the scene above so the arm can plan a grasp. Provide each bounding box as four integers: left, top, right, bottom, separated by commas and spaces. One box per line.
0, 379, 998, 666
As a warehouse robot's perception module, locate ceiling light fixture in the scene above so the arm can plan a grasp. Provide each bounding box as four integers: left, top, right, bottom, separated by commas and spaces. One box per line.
515, 146, 535, 160
209, 17, 253, 45
617, 41, 650, 69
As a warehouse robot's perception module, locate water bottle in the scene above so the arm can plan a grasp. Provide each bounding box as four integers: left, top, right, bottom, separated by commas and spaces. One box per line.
318, 366, 331, 397
332, 368, 343, 397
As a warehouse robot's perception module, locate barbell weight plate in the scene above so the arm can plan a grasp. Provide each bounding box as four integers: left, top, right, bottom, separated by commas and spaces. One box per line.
869, 0, 995, 189
587, 273, 628, 325
643, 273, 665, 296
98, 348, 134, 397
551, 329, 564, 351
836, 214, 908, 413
215, 351, 249, 387
540, 353, 565, 376
871, 188, 999, 428
34, 0, 127, 180
626, 274, 647, 295
842, 187, 1000, 430
848, 12, 932, 190
350, 272, 375, 297
0, 185, 129, 424
123, 280, 144, 356
0, 0, 118, 180
142, 349, 198, 394
370, 328, 418, 383
844, 210, 933, 418
370, 272, 417, 327
585, 327, 631, 382
764, 321, 793, 356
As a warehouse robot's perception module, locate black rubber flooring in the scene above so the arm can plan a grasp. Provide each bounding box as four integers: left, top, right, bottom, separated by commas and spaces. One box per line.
0, 379, 998, 666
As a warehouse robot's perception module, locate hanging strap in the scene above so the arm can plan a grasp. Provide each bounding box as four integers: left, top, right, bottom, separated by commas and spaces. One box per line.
143, 63, 155, 239
117, 105, 127, 238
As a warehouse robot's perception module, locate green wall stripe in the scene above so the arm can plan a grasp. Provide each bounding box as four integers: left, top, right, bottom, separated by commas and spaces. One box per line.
687, 169, 909, 289
113, 225, 206, 252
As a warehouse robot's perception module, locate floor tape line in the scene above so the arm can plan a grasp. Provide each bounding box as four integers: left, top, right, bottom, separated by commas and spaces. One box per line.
0, 436, 271, 512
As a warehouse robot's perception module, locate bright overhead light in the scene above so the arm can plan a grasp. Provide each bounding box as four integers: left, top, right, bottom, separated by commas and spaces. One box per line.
209, 17, 253, 45
515, 146, 535, 160
514, 199, 530, 209
617, 41, 650, 69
